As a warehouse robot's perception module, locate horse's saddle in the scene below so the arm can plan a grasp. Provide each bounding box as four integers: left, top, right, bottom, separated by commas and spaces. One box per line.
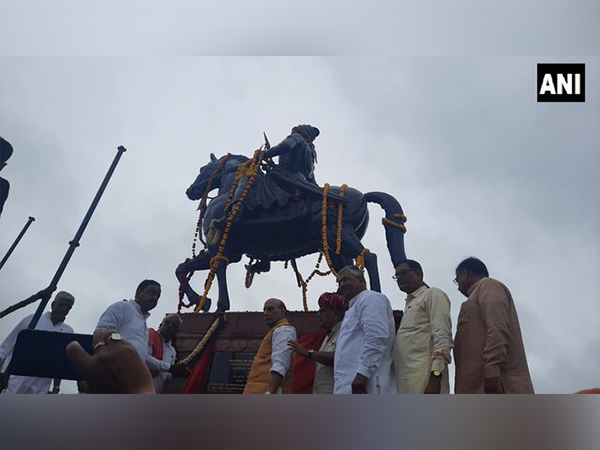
233, 169, 311, 216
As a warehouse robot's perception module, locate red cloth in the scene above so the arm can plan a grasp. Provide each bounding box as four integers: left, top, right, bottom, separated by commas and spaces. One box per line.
148, 328, 163, 378
292, 331, 327, 394
181, 342, 215, 394
179, 331, 326, 394
575, 388, 600, 394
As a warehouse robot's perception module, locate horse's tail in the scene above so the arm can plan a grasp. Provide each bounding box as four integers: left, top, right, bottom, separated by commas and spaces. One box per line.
365, 192, 407, 267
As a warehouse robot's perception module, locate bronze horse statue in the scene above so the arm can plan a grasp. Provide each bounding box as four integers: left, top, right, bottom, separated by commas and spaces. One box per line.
176, 151, 407, 312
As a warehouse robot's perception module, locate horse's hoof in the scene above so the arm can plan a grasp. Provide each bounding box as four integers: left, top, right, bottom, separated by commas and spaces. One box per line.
216, 302, 230, 313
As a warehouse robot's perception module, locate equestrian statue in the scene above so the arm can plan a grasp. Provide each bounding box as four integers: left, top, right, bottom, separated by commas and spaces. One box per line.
176, 125, 407, 312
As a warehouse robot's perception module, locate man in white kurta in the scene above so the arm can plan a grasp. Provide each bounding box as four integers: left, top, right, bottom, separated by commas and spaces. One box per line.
393, 260, 453, 394
334, 266, 396, 394
96, 280, 183, 378
0, 291, 75, 394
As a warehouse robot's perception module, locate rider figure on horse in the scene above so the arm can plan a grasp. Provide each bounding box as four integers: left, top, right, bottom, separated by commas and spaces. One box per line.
265, 124, 320, 193
261, 124, 345, 207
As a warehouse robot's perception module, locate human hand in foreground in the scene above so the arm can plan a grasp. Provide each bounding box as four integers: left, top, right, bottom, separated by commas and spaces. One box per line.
287, 340, 309, 358
351, 373, 368, 394
66, 328, 155, 394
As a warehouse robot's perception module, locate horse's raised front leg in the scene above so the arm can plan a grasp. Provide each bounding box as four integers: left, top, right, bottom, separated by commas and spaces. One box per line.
175, 252, 212, 312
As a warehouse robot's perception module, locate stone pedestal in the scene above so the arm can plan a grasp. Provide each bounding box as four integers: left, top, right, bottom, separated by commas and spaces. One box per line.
162, 310, 402, 393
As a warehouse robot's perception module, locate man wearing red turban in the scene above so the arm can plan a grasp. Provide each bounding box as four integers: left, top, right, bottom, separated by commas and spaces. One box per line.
288, 292, 347, 394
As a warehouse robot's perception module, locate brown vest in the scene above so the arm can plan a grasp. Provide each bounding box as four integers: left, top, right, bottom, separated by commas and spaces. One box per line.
243, 319, 296, 394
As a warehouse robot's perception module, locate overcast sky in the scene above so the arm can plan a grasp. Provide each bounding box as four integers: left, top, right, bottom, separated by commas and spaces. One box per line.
0, 57, 598, 394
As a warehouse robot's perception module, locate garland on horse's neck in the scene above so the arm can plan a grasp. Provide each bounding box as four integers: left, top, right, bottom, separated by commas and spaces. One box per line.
194, 149, 265, 313
192, 154, 231, 257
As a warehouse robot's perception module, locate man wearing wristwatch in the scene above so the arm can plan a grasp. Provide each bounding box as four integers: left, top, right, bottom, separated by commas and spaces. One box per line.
393, 260, 453, 394
288, 292, 348, 394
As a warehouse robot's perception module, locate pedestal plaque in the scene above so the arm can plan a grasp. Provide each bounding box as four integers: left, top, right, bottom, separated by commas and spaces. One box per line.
169, 311, 402, 393
205, 352, 255, 394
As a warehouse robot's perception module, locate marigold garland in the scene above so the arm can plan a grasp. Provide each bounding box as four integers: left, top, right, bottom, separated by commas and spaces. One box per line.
195, 149, 265, 312
355, 248, 370, 272
181, 315, 221, 365
335, 184, 347, 255
321, 183, 338, 277
288, 253, 331, 311
382, 217, 407, 233
192, 154, 231, 258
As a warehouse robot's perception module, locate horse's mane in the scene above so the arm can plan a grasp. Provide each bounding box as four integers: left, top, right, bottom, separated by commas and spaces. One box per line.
226, 153, 249, 163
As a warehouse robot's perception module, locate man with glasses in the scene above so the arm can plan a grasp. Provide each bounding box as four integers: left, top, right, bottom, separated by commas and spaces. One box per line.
393, 260, 453, 394
453, 257, 534, 394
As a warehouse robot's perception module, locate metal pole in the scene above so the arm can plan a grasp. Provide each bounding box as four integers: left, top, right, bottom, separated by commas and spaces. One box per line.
27, 146, 127, 330
0, 294, 41, 319
0, 216, 35, 272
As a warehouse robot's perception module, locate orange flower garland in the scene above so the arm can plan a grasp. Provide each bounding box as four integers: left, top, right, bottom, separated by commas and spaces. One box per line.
181, 315, 221, 365
382, 217, 407, 233
335, 184, 347, 255
195, 149, 265, 312
355, 248, 370, 272
321, 183, 338, 277
288, 253, 331, 311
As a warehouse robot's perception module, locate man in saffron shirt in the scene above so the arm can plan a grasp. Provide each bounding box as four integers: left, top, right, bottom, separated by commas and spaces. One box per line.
244, 298, 296, 394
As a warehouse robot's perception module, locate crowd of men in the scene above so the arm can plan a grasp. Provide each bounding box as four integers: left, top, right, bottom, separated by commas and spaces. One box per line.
0, 256, 535, 394
0, 280, 189, 394
244, 257, 534, 395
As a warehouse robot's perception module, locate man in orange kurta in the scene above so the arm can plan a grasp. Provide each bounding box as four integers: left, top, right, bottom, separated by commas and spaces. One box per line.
243, 299, 296, 394
453, 257, 534, 394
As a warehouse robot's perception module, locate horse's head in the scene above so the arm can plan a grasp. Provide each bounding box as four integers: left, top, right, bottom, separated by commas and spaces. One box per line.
186, 153, 224, 200
186, 153, 248, 200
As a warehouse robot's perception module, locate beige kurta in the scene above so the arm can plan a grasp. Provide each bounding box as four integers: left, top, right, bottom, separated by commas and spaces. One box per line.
313, 321, 341, 394
454, 277, 534, 394
394, 286, 453, 394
